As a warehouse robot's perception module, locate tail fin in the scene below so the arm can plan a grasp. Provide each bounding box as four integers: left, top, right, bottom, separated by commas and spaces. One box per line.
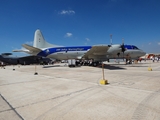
33, 29, 61, 49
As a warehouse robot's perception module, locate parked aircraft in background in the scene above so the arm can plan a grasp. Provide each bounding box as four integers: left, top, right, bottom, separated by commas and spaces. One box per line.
0, 53, 51, 65
13, 29, 146, 66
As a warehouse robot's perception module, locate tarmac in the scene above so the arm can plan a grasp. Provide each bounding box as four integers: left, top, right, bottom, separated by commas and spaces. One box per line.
0, 60, 160, 120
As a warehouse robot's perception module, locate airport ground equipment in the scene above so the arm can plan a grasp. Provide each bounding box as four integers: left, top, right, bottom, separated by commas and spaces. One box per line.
100, 63, 108, 85
148, 60, 152, 71
0, 53, 52, 65
148, 67, 152, 71
34, 65, 38, 75
68, 59, 76, 67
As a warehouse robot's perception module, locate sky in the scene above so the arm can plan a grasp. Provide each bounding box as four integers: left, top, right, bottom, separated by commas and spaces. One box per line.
0, 0, 160, 56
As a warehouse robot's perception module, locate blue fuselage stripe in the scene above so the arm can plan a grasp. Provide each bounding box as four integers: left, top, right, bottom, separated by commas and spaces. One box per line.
37, 46, 92, 57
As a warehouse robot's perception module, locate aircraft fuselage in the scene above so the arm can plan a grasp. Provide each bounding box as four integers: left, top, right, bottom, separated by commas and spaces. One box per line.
37, 45, 145, 61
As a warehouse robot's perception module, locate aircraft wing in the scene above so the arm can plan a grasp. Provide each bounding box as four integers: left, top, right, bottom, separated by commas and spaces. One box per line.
83, 45, 109, 58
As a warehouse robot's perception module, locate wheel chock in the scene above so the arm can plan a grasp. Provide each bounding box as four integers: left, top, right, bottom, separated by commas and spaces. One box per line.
34, 72, 38, 75
148, 67, 152, 71
100, 79, 108, 85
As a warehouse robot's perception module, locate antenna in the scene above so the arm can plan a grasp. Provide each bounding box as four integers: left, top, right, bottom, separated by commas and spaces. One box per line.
122, 37, 124, 45
110, 34, 112, 45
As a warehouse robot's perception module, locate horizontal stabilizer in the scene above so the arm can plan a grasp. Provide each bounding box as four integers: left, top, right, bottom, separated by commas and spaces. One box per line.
13, 49, 30, 52
22, 44, 42, 54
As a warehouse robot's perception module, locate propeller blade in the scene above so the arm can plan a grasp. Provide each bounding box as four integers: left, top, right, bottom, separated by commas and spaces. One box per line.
121, 43, 125, 61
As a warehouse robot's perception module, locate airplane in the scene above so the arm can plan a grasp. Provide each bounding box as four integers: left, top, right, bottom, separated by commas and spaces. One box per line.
0, 53, 52, 65
13, 29, 146, 66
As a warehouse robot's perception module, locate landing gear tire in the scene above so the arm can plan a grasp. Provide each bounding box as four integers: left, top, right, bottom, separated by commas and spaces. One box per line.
68, 65, 75, 67
93, 62, 97, 67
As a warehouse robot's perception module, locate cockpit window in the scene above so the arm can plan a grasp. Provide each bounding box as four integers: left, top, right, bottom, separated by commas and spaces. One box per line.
132, 46, 139, 49
124, 45, 140, 50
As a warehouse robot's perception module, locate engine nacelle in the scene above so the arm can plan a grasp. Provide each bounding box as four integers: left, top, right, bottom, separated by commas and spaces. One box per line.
107, 44, 122, 54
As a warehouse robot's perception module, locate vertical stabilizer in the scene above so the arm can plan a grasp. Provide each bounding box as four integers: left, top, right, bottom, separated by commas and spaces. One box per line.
33, 29, 60, 48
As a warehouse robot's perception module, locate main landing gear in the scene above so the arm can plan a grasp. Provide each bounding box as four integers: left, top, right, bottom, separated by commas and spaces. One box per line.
126, 59, 132, 64
80, 59, 101, 67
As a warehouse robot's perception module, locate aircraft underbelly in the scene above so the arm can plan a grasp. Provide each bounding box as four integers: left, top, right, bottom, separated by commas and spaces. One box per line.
47, 52, 84, 60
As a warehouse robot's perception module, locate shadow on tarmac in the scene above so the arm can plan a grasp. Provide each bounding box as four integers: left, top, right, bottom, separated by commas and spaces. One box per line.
96, 64, 126, 70
42, 65, 61, 68
42, 64, 126, 70
42, 63, 147, 70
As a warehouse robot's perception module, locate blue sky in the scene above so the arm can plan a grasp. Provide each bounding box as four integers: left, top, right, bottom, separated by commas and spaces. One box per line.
0, 0, 160, 56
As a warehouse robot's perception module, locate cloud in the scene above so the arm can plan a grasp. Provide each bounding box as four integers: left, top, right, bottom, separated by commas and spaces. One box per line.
59, 10, 75, 15
65, 33, 73, 37
148, 42, 151, 45
84, 42, 87, 45
85, 38, 90, 42
84, 38, 90, 45
158, 42, 160, 45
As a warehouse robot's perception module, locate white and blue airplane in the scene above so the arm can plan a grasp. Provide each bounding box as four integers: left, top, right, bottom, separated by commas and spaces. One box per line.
13, 29, 146, 66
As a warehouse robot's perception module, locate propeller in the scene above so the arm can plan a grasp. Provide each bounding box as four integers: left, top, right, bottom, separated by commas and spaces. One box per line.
117, 52, 120, 63
121, 43, 125, 53
120, 38, 126, 60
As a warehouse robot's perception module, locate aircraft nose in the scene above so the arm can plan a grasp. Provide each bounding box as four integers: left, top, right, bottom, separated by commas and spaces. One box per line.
141, 50, 146, 56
